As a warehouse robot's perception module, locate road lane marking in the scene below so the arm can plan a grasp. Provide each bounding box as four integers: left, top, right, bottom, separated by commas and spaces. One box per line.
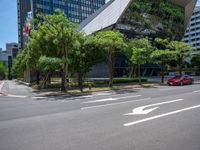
124, 99, 184, 115
124, 104, 200, 127
32, 97, 47, 99
81, 98, 151, 110
83, 95, 141, 104
159, 87, 182, 91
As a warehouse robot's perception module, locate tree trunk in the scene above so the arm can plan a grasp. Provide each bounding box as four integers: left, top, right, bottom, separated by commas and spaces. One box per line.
108, 51, 114, 88
61, 46, 68, 92
178, 56, 182, 76
36, 70, 40, 85
138, 64, 141, 85
161, 61, 165, 83
129, 65, 134, 78
78, 70, 83, 92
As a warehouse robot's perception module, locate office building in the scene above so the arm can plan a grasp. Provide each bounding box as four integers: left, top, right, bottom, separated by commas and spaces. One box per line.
78, 0, 196, 77
17, 0, 106, 49
183, 6, 200, 51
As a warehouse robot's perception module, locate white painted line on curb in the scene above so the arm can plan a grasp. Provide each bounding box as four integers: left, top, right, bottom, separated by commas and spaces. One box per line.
81, 98, 151, 110
83, 95, 141, 104
6, 94, 27, 98
0, 81, 5, 94
124, 104, 200, 127
124, 99, 184, 115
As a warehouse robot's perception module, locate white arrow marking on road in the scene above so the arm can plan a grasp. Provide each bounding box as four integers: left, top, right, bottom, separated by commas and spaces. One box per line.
124, 104, 200, 127
83, 95, 141, 103
124, 99, 184, 115
193, 90, 200, 93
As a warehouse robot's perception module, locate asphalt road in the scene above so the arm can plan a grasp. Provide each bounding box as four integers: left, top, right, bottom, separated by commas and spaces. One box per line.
0, 81, 200, 150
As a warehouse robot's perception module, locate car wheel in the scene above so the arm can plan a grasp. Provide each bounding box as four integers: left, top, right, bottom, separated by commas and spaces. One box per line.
191, 80, 194, 85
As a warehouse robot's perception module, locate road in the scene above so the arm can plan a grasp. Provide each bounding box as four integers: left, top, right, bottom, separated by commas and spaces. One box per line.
0, 81, 200, 150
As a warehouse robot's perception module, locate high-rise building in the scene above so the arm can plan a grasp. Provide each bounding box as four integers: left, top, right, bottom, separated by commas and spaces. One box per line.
78, 0, 196, 77
17, 0, 106, 49
183, 6, 200, 51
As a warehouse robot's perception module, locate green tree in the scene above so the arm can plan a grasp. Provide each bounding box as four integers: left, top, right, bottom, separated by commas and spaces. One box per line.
38, 56, 62, 86
151, 38, 175, 83
167, 41, 196, 76
12, 49, 27, 78
129, 38, 152, 85
70, 34, 103, 91
95, 30, 126, 88
28, 10, 78, 91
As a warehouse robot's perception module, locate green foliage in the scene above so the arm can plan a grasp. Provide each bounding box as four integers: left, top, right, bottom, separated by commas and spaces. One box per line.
167, 41, 196, 75
12, 50, 28, 78
128, 38, 152, 84
0, 61, 7, 79
28, 9, 79, 91
113, 78, 148, 83
167, 41, 196, 63
120, 0, 185, 39
95, 30, 127, 87
129, 38, 152, 64
70, 33, 102, 74
38, 56, 63, 73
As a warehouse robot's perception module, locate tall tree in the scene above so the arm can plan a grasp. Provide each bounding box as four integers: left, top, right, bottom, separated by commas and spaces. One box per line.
167, 41, 196, 76
151, 38, 175, 83
95, 30, 126, 88
38, 56, 62, 86
28, 10, 78, 91
70, 34, 103, 91
129, 38, 152, 85
12, 49, 28, 78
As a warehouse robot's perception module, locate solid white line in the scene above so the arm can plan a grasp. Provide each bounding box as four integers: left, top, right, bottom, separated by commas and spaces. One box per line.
124, 104, 200, 127
83, 95, 141, 104
81, 98, 151, 110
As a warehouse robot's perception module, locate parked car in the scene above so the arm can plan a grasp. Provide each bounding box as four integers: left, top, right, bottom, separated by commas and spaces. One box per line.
167, 75, 194, 86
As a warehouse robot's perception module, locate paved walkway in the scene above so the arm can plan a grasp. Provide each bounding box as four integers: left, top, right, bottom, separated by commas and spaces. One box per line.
1, 80, 34, 97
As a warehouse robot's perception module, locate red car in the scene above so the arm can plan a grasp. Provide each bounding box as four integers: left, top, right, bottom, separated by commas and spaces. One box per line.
167, 75, 194, 86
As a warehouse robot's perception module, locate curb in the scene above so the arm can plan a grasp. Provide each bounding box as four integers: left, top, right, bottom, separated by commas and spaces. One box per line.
0, 81, 5, 95
14, 79, 31, 87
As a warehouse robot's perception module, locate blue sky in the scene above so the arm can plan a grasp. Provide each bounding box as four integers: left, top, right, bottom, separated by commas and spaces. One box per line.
0, 0, 200, 50
0, 0, 18, 50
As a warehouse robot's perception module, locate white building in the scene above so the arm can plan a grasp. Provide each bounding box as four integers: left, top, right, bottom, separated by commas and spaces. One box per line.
183, 6, 200, 51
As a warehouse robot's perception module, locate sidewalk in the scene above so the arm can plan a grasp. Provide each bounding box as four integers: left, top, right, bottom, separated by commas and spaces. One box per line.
1, 80, 34, 97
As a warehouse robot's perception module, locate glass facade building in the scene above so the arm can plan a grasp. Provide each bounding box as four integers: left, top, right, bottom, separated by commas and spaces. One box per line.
183, 6, 200, 51
17, 0, 105, 48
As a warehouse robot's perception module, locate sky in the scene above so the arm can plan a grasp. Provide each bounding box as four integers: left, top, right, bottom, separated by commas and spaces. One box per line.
0, 0, 18, 50
0, 0, 199, 50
